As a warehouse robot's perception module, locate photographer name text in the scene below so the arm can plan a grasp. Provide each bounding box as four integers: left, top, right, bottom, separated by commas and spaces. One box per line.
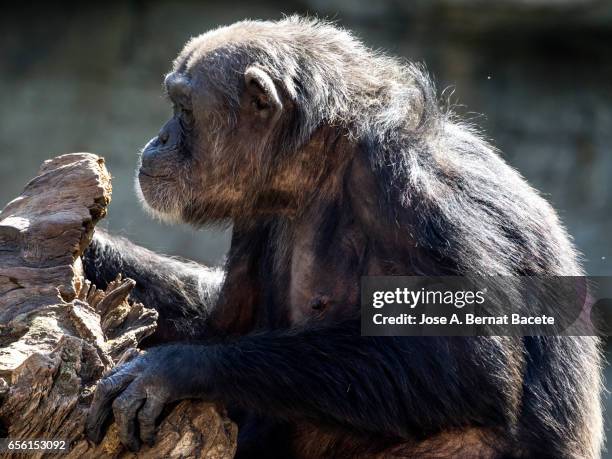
372, 313, 554, 326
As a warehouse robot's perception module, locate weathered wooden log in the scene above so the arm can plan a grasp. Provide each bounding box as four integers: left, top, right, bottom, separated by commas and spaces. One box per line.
0, 154, 237, 459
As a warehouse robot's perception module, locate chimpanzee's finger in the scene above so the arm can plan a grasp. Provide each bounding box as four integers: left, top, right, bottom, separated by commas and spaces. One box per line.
138, 393, 166, 447
114, 348, 143, 367
101, 350, 144, 378
85, 371, 137, 443
112, 384, 146, 452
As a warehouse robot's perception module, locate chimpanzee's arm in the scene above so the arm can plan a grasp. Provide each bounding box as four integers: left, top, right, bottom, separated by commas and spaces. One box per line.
86, 320, 523, 449
187, 323, 523, 435
83, 229, 224, 342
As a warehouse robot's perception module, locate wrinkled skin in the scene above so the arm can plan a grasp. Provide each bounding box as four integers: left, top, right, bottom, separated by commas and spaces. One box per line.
84, 17, 602, 459
87, 346, 212, 451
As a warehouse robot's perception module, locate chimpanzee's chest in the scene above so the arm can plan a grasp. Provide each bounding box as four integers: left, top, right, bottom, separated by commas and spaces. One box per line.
285, 211, 367, 325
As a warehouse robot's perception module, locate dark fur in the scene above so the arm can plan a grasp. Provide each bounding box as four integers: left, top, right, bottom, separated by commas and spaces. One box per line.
84, 17, 602, 458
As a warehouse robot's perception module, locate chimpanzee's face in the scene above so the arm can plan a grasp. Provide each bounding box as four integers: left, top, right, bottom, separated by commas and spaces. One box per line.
136, 36, 289, 225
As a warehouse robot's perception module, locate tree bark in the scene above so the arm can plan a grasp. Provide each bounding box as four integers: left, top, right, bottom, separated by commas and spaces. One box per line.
0, 154, 237, 459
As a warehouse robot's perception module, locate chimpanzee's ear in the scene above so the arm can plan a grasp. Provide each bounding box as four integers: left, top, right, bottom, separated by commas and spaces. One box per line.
244, 66, 283, 121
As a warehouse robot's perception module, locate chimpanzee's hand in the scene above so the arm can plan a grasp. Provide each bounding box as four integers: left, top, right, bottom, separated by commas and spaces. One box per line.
85, 345, 207, 451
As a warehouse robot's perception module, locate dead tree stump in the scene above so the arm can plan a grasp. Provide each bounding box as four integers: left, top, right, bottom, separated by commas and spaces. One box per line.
0, 154, 237, 459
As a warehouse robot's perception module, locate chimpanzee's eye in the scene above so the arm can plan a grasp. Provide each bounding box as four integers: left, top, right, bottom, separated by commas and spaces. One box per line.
178, 108, 194, 130
182, 109, 194, 124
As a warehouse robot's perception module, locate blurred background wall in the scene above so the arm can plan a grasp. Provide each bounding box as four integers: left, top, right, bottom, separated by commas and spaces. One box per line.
1, 0, 611, 453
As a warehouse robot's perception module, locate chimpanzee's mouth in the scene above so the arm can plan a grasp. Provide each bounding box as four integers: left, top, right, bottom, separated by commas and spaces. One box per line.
138, 169, 170, 180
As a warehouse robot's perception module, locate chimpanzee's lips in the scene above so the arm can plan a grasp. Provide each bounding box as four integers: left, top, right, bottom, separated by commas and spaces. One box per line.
139, 169, 170, 179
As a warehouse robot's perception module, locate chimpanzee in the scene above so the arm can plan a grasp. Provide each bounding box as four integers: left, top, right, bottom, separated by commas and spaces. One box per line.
84, 16, 603, 459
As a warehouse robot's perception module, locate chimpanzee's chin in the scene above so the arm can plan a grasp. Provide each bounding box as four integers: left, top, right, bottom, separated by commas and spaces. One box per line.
134, 173, 178, 223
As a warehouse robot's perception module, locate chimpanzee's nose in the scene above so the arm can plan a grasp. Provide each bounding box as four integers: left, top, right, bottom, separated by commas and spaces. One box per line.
158, 129, 170, 145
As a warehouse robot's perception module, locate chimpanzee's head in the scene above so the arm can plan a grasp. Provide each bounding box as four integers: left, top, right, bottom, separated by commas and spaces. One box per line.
136, 17, 375, 225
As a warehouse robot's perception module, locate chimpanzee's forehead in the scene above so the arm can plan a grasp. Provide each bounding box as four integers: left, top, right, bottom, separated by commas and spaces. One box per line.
172, 20, 279, 76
